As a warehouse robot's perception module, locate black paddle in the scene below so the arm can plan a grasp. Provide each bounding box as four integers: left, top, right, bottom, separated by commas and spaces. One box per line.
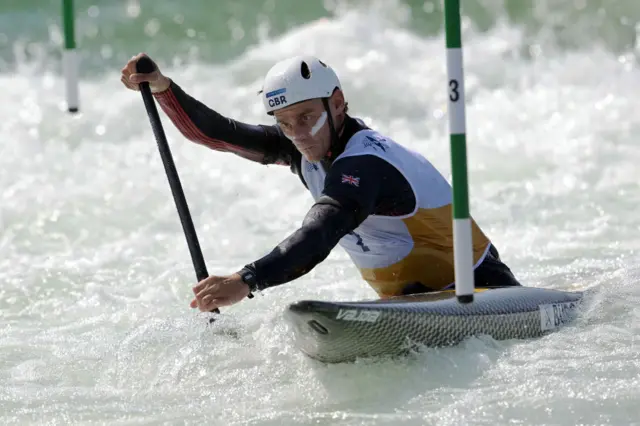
134, 56, 251, 317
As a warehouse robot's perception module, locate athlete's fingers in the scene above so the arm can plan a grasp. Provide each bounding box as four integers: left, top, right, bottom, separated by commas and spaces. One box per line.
125, 53, 147, 74
194, 276, 226, 297
122, 52, 156, 78
201, 294, 214, 306
192, 279, 210, 295
208, 297, 235, 308
195, 283, 217, 300
198, 296, 222, 312
129, 70, 159, 84
120, 75, 139, 91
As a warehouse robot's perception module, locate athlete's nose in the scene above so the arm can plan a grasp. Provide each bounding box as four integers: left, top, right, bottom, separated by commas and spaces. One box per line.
291, 126, 311, 141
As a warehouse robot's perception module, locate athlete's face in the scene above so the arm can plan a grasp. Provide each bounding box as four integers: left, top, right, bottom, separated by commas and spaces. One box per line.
273, 91, 345, 162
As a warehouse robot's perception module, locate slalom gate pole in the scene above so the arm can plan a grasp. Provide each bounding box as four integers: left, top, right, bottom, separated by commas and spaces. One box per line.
444, 0, 475, 304
62, 0, 79, 113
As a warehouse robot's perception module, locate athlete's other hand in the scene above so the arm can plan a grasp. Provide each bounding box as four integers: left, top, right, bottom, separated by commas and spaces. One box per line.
120, 53, 171, 93
190, 273, 251, 312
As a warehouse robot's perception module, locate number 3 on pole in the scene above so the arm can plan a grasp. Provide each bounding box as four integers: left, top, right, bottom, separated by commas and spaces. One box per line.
449, 79, 459, 102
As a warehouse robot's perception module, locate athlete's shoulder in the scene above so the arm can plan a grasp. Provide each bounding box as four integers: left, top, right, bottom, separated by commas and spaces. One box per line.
341, 124, 396, 158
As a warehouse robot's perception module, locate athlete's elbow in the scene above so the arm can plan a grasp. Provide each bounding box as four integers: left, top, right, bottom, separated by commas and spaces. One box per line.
307, 224, 343, 253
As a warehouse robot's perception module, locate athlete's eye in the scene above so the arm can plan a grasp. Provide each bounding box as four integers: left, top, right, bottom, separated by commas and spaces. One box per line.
278, 121, 293, 131
302, 114, 313, 122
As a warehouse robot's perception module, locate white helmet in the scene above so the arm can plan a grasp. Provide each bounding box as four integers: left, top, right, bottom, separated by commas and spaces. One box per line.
261, 56, 341, 115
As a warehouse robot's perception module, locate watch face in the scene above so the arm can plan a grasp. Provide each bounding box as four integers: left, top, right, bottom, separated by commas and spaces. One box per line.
242, 271, 257, 288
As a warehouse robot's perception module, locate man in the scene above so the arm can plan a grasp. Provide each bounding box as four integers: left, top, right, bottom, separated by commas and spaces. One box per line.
121, 53, 521, 313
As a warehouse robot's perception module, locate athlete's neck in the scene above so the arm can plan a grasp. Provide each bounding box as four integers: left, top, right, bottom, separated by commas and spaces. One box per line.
335, 113, 346, 137
321, 114, 359, 166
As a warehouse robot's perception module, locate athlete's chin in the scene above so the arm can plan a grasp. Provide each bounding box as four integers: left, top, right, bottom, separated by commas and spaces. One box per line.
303, 152, 323, 162
298, 147, 325, 162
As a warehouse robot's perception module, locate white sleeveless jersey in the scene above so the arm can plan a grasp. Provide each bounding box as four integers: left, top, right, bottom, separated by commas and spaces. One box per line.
301, 129, 491, 297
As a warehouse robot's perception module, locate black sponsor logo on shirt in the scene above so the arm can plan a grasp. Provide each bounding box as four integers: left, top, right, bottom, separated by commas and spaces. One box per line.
364, 135, 388, 152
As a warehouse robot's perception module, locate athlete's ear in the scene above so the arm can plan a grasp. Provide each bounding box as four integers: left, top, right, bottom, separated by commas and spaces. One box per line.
330, 89, 346, 115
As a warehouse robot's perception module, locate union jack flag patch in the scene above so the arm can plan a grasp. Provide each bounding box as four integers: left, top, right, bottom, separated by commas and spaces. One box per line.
341, 174, 360, 187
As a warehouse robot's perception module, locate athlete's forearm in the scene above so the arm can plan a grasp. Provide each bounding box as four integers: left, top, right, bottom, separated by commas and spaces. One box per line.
241, 199, 360, 289
153, 80, 294, 165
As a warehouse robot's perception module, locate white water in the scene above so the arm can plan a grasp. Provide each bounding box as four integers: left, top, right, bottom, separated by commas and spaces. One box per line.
2, 7, 640, 426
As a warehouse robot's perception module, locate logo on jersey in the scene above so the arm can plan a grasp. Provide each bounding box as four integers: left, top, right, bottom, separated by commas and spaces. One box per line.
341, 174, 360, 187
364, 135, 389, 152
306, 162, 319, 172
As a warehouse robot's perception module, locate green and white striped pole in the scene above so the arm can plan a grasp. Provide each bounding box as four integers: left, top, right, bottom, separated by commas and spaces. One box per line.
62, 0, 79, 113
444, 0, 474, 304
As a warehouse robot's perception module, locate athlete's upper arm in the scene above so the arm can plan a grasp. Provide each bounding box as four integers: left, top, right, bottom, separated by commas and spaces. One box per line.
321, 153, 418, 225
320, 155, 386, 226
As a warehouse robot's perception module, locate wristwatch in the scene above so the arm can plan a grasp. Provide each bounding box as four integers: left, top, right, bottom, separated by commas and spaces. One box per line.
239, 266, 260, 296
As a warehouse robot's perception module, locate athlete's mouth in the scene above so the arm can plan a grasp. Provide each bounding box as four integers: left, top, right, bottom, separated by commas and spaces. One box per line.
293, 141, 318, 151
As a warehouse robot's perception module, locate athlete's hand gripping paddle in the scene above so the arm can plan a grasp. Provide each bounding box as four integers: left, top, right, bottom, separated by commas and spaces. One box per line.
135, 57, 252, 317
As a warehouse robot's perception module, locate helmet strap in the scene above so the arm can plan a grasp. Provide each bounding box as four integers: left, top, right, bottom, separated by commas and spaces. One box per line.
322, 97, 343, 164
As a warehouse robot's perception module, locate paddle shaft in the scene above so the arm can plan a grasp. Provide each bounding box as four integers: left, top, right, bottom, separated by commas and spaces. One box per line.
135, 57, 216, 305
